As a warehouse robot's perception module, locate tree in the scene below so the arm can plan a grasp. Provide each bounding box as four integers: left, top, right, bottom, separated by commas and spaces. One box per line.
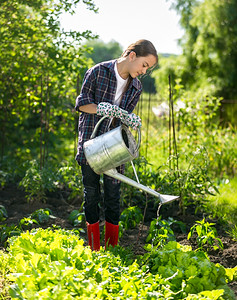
84, 39, 123, 64
0, 0, 97, 166
165, 0, 237, 99
190, 0, 237, 98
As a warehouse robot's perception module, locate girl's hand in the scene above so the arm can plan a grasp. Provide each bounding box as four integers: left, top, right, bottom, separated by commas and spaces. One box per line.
97, 102, 128, 119
97, 102, 141, 129
123, 113, 142, 129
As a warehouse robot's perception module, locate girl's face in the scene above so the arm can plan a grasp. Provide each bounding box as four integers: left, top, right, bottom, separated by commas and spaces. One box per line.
128, 52, 157, 78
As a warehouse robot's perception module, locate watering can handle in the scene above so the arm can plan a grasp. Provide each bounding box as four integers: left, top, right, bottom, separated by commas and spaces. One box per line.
90, 115, 141, 152
90, 115, 107, 139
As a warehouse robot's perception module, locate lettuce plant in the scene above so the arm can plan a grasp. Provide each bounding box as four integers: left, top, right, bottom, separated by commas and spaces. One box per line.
0, 228, 235, 299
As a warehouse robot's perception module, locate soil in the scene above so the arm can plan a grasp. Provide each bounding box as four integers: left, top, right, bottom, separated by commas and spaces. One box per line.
0, 184, 236, 297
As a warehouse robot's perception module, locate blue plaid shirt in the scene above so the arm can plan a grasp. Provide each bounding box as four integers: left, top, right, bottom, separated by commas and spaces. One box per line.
75, 59, 142, 166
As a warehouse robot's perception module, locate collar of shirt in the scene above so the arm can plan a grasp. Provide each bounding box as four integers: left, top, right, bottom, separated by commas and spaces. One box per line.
101, 59, 141, 90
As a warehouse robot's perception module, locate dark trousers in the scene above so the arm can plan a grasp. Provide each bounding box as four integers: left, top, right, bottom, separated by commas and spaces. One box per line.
81, 164, 121, 225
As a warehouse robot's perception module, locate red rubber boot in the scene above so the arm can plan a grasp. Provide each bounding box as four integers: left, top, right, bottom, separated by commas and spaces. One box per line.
105, 221, 119, 249
86, 221, 100, 251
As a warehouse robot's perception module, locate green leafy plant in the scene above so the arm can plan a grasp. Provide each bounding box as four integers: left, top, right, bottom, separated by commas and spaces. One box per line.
141, 241, 235, 299
0, 170, 11, 189
18, 217, 39, 230
225, 266, 237, 284
119, 206, 143, 237
155, 146, 220, 214
30, 208, 55, 225
188, 218, 223, 251
68, 209, 85, 228
1, 229, 235, 299
227, 225, 237, 242
0, 224, 22, 248
123, 147, 220, 215
146, 216, 186, 249
0, 208, 54, 247
0, 205, 8, 222
19, 160, 57, 202
0, 250, 11, 299
0, 215, 41, 247
56, 161, 83, 201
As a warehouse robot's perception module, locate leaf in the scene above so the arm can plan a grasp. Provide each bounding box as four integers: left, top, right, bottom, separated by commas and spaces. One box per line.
196, 225, 203, 237
225, 266, 237, 283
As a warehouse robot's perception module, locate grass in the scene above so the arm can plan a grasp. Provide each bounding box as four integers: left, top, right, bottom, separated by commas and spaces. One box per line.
206, 177, 237, 227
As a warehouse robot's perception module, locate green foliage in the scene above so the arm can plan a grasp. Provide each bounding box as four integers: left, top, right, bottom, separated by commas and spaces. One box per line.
141, 241, 235, 299
146, 217, 186, 248
18, 159, 83, 202
19, 160, 57, 202
1, 228, 235, 299
68, 209, 85, 228
0, 0, 97, 166
200, 128, 237, 178
153, 55, 182, 100
164, 0, 237, 99
0, 170, 11, 189
161, 154, 217, 212
190, 0, 237, 99
206, 177, 237, 227
56, 160, 83, 201
177, 94, 222, 135
0, 205, 8, 222
0, 208, 54, 247
0, 249, 11, 299
123, 146, 219, 214
3, 228, 170, 299
17, 217, 39, 231
133, 90, 235, 216
227, 225, 237, 242
84, 39, 123, 64
119, 206, 143, 237
0, 216, 39, 248
30, 208, 55, 224
225, 266, 237, 284
188, 218, 223, 251
0, 224, 22, 248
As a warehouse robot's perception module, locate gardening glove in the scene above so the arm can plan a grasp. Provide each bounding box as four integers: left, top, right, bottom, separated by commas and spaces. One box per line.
97, 102, 141, 130
97, 102, 129, 120
123, 113, 142, 130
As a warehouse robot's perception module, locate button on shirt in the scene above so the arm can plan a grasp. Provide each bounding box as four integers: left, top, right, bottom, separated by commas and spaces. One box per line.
75, 59, 142, 165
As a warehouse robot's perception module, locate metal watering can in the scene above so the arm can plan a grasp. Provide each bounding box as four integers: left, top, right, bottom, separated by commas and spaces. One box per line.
83, 116, 179, 204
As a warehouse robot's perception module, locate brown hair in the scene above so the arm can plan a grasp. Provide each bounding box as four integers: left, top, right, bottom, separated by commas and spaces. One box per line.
122, 39, 158, 65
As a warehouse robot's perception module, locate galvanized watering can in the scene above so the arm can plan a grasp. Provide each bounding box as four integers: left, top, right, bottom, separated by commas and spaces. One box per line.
83, 116, 179, 204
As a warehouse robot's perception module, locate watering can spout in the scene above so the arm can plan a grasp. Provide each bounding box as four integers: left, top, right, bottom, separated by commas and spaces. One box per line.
104, 169, 179, 204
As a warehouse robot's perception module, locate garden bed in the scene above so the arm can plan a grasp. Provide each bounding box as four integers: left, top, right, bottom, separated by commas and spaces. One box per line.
0, 184, 236, 297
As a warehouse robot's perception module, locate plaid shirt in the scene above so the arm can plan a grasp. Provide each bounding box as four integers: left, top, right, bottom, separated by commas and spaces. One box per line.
75, 59, 142, 167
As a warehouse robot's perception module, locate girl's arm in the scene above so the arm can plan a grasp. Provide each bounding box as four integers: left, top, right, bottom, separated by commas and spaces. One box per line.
78, 103, 97, 114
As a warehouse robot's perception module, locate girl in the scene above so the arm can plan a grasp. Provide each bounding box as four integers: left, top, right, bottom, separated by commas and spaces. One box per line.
75, 39, 158, 250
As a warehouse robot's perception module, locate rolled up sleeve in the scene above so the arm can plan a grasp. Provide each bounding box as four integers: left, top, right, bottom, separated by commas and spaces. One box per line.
75, 68, 97, 111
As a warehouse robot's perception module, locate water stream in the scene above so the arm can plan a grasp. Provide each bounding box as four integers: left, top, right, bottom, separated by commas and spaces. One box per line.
156, 202, 162, 222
